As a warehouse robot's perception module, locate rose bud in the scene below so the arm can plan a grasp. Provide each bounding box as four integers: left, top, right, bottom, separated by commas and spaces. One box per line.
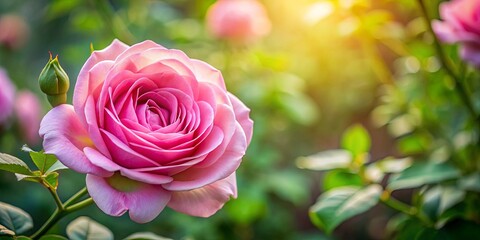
432, 0, 480, 67
14, 91, 42, 145
206, 0, 271, 44
38, 54, 70, 107
0, 68, 15, 126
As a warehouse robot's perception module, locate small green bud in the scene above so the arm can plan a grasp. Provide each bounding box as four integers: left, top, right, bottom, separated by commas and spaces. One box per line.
38, 53, 70, 107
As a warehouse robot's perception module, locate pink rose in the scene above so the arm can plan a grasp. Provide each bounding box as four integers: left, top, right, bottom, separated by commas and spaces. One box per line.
206, 0, 271, 43
14, 91, 42, 145
0, 68, 15, 126
39, 40, 253, 223
432, 0, 480, 67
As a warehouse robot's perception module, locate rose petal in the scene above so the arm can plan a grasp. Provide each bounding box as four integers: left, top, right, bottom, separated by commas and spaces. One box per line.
40, 105, 109, 176
228, 93, 253, 145
191, 59, 226, 90
87, 174, 171, 223
168, 172, 237, 217
164, 122, 247, 191
74, 40, 128, 125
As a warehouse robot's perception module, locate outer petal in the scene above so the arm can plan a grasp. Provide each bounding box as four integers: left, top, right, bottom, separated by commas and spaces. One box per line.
74, 39, 128, 125
191, 59, 226, 90
460, 43, 480, 67
228, 93, 254, 145
167, 172, 237, 217
86, 174, 172, 223
39, 105, 109, 176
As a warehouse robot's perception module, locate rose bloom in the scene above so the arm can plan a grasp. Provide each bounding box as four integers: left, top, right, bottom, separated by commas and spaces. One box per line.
206, 0, 271, 43
40, 40, 253, 223
432, 0, 480, 67
15, 91, 42, 145
0, 68, 15, 126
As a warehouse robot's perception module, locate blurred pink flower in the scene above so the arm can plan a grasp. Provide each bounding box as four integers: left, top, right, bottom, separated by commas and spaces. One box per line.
206, 0, 271, 43
14, 91, 42, 145
0, 68, 15, 126
432, 0, 480, 67
0, 14, 29, 50
40, 39, 253, 223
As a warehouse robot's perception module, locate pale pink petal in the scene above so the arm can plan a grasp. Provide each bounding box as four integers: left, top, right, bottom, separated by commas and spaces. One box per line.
86, 174, 172, 223
228, 93, 254, 145
86, 174, 128, 216
124, 184, 171, 223
168, 173, 237, 217
84, 147, 120, 172
191, 59, 226, 90
74, 40, 128, 125
40, 105, 109, 176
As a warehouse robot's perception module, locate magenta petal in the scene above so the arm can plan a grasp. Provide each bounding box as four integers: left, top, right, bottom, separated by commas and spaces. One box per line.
164, 122, 247, 191
120, 168, 173, 185
168, 173, 237, 217
39, 105, 109, 176
87, 174, 172, 223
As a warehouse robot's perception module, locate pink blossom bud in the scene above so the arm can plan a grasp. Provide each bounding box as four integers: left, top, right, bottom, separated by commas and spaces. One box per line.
206, 0, 271, 43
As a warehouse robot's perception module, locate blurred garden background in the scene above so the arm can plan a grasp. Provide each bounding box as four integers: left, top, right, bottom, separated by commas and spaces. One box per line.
1, 0, 480, 239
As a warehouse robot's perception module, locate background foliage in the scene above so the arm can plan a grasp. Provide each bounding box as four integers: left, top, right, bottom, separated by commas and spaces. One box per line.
0, 0, 479, 239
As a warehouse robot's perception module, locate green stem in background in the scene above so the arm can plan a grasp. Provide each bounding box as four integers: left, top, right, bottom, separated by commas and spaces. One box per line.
380, 191, 433, 227
30, 189, 94, 239
90, 0, 136, 45
417, 0, 479, 130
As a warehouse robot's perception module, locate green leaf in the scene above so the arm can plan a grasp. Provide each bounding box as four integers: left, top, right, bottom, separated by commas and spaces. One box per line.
365, 157, 413, 183
29, 151, 58, 174
376, 157, 413, 173
422, 186, 465, 221
323, 170, 363, 191
124, 232, 172, 240
458, 173, 480, 192
0, 153, 33, 176
309, 185, 382, 234
66, 217, 113, 240
44, 172, 59, 190
0, 202, 33, 235
387, 162, 461, 191
16, 237, 33, 240
296, 149, 352, 171
46, 161, 67, 173
341, 124, 371, 156
39, 235, 68, 240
